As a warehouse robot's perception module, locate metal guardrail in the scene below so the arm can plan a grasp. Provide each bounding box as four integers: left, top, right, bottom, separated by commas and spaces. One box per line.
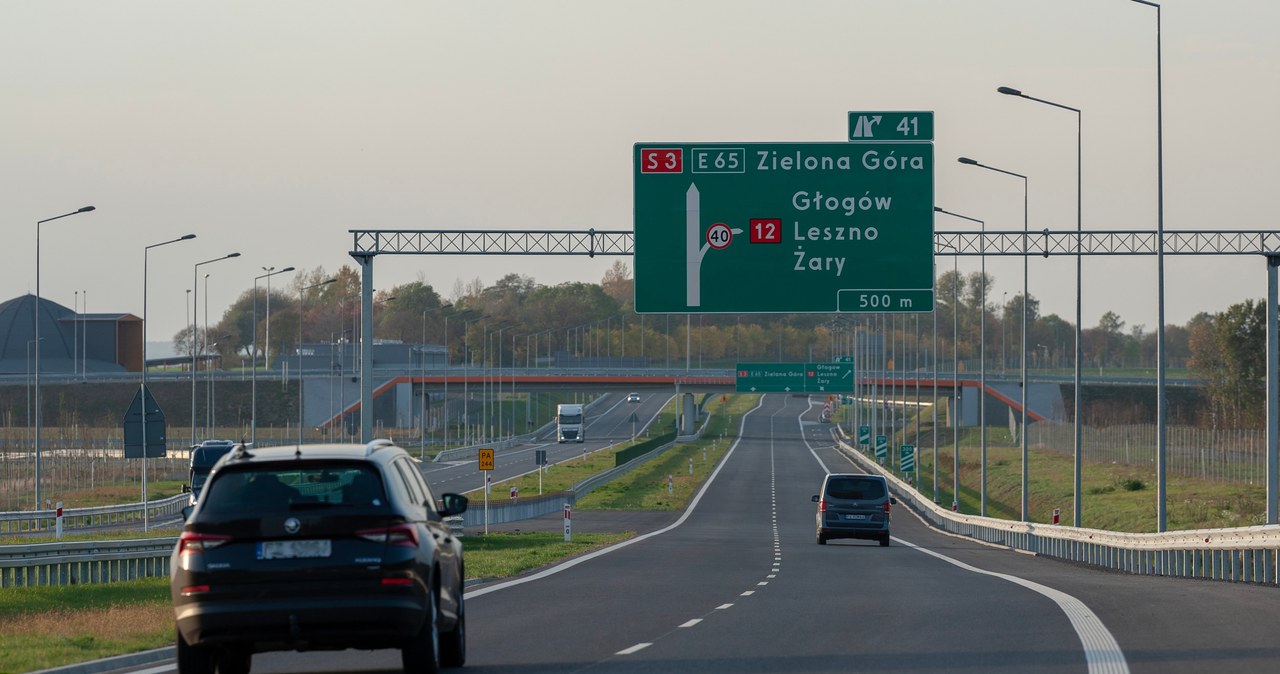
0, 494, 189, 536
458, 404, 697, 529
0, 537, 176, 588
832, 429, 1280, 585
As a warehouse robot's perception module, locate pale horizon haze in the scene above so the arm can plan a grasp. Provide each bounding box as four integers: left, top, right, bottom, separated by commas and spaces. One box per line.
4, 1, 1277, 346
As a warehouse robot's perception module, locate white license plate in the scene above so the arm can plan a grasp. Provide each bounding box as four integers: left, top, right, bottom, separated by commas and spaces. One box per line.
844, 514, 868, 521
258, 540, 332, 560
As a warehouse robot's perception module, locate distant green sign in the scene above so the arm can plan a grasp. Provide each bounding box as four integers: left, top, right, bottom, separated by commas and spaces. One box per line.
900, 444, 915, 472
848, 111, 934, 142
858, 425, 871, 445
875, 435, 888, 462
735, 362, 855, 393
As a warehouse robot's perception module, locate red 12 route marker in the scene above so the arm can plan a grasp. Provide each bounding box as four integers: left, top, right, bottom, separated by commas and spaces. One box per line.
706, 222, 732, 249
749, 218, 782, 244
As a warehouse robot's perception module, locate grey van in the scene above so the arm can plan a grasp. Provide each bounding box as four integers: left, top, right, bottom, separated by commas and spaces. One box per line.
813, 473, 896, 546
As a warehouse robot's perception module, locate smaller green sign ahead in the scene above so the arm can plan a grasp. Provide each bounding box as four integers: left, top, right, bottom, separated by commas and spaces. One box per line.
858, 425, 871, 445
875, 435, 888, 463
735, 362, 854, 393
900, 444, 915, 472
848, 111, 934, 142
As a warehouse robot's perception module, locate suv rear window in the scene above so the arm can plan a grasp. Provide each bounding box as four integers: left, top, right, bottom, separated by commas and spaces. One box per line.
825, 476, 886, 500
201, 464, 387, 514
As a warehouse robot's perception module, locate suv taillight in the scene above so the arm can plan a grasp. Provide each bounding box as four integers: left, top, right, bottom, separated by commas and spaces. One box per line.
358, 523, 419, 548
818, 499, 827, 513
884, 500, 892, 514
178, 531, 232, 555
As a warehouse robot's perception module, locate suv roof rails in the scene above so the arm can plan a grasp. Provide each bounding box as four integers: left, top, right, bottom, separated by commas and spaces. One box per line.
365, 439, 396, 457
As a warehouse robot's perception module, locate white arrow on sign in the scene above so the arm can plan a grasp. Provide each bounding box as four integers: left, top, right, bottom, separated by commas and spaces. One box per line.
685, 183, 742, 309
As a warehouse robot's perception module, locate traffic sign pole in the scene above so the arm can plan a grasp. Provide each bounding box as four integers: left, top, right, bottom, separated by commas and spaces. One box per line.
479, 448, 494, 534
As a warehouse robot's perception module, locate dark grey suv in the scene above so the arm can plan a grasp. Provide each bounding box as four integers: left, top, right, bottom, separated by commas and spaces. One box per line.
171, 441, 468, 674
813, 473, 896, 546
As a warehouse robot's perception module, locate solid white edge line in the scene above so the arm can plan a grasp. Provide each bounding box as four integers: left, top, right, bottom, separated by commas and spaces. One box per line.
797, 399, 1129, 674
126, 666, 175, 674
466, 395, 768, 599
896, 538, 1129, 674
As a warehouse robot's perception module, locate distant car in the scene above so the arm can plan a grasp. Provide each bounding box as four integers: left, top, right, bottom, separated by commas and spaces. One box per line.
171, 440, 469, 674
626, 392, 640, 403
813, 473, 896, 546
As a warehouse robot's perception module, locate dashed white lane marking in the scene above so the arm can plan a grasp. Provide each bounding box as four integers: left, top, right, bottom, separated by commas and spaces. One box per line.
716, 603, 734, 610
617, 643, 652, 655
679, 619, 703, 628
740, 590, 755, 596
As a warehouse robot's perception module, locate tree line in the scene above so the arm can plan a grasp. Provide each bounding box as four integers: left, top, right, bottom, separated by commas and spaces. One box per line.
173, 261, 1262, 426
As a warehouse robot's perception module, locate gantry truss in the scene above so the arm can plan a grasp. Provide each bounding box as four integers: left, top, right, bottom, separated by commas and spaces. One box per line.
351, 228, 1280, 257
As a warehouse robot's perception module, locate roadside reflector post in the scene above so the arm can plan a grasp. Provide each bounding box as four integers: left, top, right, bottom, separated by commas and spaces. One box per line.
689, 458, 694, 475
55, 501, 63, 539
1053, 507, 1061, 525
668, 474, 674, 495
563, 503, 572, 542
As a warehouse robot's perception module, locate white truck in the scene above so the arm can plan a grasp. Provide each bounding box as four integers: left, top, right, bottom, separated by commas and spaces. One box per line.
556, 403, 585, 443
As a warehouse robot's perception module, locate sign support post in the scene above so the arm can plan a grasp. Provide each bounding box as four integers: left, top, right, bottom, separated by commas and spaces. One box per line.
478, 448, 494, 534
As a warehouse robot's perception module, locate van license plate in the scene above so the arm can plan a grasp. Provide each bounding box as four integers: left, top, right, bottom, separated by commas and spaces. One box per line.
844, 514, 868, 521
258, 540, 332, 560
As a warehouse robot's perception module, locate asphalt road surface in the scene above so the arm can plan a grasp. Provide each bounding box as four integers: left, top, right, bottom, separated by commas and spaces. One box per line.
133, 393, 1280, 674
420, 392, 671, 497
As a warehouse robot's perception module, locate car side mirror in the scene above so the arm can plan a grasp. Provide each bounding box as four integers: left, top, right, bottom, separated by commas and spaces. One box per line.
180, 505, 194, 522
182, 484, 191, 494
890, 497, 898, 505
811, 495, 819, 502
439, 493, 469, 517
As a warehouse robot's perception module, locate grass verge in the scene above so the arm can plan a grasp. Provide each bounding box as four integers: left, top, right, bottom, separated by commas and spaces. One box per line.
847, 420, 1267, 532
0, 530, 633, 673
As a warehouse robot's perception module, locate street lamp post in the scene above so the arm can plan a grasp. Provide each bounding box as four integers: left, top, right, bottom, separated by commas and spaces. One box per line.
251, 266, 295, 446
1002, 291, 1008, 372
1128, 0, 1170, 532
141, 234, 196, 530
34, 205, 94, 509
421, 303, 453, 455
958, 156, 1030, 522
935, 206, 987, 515
191, 253, 240, 448
999, 84, 1084, 527
461, 314, 488, 447
299, 278, 337, 445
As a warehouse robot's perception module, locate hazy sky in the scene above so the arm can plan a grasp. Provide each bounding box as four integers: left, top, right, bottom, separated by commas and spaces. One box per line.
5, 0, 1277, 343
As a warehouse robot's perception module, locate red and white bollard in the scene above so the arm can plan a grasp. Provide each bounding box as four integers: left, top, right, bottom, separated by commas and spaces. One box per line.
952, 500, 959, 512
1053, 507, 1061, 525
510, 485, 518, 502
55, 501, 64, 540
563, 503, 572, 542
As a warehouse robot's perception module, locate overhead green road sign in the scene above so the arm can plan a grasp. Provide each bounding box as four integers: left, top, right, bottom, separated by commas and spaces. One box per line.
633, 142, 934, 314
808, 362, 854, 392
735, 362, 854, 393
735, 363, 806, 393
848, 111, 934, 142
